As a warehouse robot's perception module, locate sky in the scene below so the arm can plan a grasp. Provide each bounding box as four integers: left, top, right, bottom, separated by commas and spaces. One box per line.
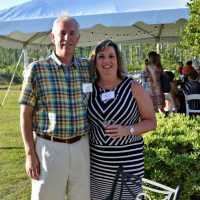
0, 0, 189, 10
0, 0, 30, 10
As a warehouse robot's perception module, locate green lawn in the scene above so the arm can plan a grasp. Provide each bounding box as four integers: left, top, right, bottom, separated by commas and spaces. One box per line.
0, 88, 31, 200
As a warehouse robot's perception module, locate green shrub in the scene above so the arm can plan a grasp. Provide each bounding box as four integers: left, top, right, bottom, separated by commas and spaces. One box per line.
127, 64, 143, 72
144, 113, 200, 200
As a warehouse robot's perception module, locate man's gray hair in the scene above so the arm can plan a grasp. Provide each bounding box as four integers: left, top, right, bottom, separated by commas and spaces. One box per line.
52, 14, 80, 35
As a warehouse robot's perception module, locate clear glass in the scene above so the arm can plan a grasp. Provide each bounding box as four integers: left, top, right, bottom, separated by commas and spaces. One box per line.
102, 120, 115, 128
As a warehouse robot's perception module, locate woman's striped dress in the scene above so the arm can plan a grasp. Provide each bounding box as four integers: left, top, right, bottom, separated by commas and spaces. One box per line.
87, 77, 144, 200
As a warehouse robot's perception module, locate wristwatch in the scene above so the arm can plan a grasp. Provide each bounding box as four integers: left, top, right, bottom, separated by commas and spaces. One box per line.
129, 125, 135, 135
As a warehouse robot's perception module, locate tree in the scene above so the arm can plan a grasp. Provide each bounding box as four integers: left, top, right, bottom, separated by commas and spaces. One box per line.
180, 0, 200, 58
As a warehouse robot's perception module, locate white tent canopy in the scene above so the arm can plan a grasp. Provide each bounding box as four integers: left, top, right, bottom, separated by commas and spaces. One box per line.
0, 0, 189, 49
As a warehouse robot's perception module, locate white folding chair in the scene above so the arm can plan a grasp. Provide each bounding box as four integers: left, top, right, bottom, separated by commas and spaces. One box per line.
183, 93, 200, 116
139, 177, 181, 200
164, 93, 177, 113
106, 166, 181, 200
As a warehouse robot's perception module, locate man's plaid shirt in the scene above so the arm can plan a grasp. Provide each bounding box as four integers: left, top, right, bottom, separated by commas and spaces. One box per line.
19, 53, 91, 138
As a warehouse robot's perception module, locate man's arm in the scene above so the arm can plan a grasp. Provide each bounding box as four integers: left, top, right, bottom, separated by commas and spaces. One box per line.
20, 104, 40, 180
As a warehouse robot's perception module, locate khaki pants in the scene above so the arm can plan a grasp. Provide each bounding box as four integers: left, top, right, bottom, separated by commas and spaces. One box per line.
32, 134, 90, 200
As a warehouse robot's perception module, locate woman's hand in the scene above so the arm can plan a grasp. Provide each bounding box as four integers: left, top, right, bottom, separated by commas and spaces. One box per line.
105, 124, 130, 139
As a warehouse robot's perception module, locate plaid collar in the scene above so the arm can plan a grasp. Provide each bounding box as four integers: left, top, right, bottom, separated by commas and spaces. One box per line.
51, 51, 80, 70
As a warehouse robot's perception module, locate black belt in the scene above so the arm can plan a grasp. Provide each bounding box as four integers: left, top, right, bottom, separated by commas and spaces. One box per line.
36, 133, 82, 144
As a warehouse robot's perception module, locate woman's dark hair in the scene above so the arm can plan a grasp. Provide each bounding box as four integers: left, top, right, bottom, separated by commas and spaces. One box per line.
145, 58, 149, 65
165, 71, 175, 82
188, 69, 198, 80
90, 39, 127, 81
186, 60, 192, 66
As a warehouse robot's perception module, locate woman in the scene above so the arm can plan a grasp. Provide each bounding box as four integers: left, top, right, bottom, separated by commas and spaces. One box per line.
165, 71, 180, 111
87, 39, 156, 200
143, 51, 165, 112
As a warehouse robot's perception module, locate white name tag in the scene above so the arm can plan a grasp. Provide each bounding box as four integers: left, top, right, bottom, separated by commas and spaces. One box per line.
101, 91, 115, 101
82, 83, 93, 93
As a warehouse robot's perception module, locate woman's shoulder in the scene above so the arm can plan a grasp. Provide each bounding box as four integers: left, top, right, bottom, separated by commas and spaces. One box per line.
131, 79, 144, 92
122, 76, 133, 84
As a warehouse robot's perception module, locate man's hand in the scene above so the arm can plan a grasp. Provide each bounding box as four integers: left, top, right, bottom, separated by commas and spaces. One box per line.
26, 153, 40, 180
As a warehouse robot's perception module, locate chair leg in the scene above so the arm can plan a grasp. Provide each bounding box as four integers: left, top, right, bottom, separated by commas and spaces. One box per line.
106, 166, 122, 200
174, 185, 182, 200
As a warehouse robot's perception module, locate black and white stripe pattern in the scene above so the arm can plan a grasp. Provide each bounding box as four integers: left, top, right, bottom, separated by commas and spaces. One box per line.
183, 80, 200, 110
87, 77, 144, 199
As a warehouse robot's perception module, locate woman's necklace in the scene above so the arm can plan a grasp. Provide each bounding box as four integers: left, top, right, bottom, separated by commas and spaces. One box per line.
100, 78, 119, 90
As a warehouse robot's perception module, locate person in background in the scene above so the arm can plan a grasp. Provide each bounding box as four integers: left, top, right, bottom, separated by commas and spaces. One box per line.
182, 60, 194, 82
176, 61, 185, 88
178, 61, 184, 77
143, 51, 165, 113
19, 14, 91, 200
87, 39, 156, 199
139, 58, 149, 86
165, 71, 181, 111
182, 69, 200, 111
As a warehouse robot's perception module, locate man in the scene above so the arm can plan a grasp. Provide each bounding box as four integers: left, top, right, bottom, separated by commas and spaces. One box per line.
182, 60, 194, 76
19, 15, 91, 200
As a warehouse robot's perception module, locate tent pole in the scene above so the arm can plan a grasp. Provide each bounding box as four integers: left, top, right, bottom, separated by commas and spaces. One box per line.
23, 46, 29, 70
156, 41, 160, 54
118, 44, 122, 51
0, 50, 24, 108
129, 44, 132, 65
22, 46, 29, 78
156, 24, 164, 54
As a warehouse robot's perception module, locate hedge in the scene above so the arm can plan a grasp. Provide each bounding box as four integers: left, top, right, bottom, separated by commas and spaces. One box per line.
143, 113, 200, 200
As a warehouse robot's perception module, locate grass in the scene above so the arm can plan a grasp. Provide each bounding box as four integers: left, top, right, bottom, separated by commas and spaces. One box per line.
0, 86, 31, 200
